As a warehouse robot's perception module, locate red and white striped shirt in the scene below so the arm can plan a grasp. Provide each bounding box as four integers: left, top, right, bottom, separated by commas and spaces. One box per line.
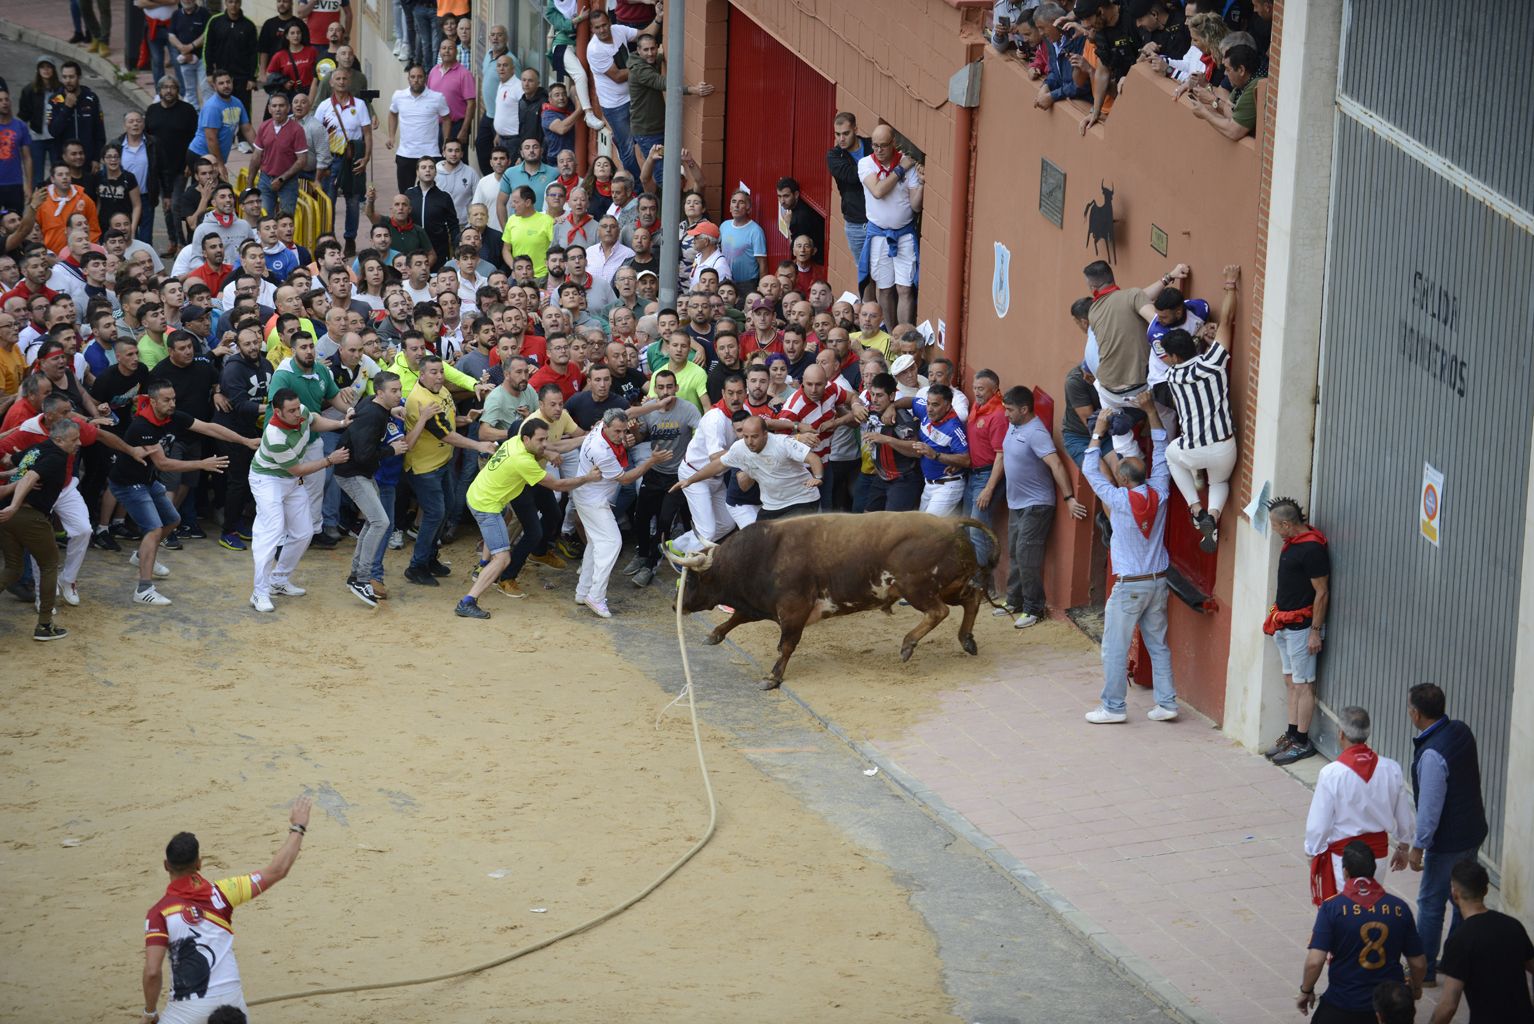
778, 377, 852, 458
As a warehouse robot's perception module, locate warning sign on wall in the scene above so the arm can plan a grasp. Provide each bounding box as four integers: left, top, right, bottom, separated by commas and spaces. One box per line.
1420, 462, 1444, 547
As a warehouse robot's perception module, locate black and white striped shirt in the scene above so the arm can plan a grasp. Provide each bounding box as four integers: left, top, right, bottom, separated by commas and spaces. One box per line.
1165, 342, 1233, 448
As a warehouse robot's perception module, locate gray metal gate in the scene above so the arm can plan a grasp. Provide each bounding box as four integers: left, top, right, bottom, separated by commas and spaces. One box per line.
1308, 2, 1534, 870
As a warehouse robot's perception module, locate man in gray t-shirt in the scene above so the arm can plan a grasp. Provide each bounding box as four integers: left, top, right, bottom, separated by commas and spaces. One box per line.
992, 385, 1085, 627
628, 371, 703, 586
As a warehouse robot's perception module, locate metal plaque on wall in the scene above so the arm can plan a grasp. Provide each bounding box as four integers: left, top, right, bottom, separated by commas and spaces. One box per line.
1039, 159, 1065, 228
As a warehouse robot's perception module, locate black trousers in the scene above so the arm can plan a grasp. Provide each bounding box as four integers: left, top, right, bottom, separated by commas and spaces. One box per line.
865, 471, 922, 512
504, 483, 560, 579
758, 498, 820, 521
395, 155, 421, 195
474, 113, 497, 175
221, 438, 256, 534
78, 443, 111, 527
634, 468, 685, 564
819, 458, 858, 511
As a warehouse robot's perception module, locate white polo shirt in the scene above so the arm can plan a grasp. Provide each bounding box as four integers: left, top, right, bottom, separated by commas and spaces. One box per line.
493, 78, 520, 138
574, 427, 627, 506
588, 26, 640, 111
389, 87, 451, 159
721, 434, 815, 511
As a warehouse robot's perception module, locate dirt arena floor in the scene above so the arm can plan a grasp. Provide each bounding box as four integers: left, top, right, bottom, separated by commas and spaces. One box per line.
0, 533, 972, 1023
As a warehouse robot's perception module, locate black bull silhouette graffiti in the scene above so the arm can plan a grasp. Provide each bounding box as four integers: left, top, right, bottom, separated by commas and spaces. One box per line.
1084, 181, 1116, 263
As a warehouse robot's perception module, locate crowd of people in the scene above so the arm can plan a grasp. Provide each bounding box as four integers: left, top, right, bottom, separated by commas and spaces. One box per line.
990, 0, 1271, 139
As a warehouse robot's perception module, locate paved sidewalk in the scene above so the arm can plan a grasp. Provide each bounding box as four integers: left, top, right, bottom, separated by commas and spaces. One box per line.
789, 636, 1469, 1024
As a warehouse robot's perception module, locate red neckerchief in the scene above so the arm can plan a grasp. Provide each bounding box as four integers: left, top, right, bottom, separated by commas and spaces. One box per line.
638, 215, 659, 232
1283, 527, 1328, 550
1336, 743, 1379, 783
1091, 283, 1119, 300
135, 395, 172, 426
870, 149, 901, 179
271, 410, 305, 431
972, 393, 1003, 427
211, 209, 235, 229
571, 271, 594, 290
838, 349, 859, 372
593, 179, 612, 198
1340, 876, 1386, 911
1127, 486, 1160, 538
744, 397, 774, 417
602, 430, 629, 468
562, 212, 593, 236
390, 215, 416, 232
541, 101, 571, 116
556, 173, 580, 194
712, 398, 737, 415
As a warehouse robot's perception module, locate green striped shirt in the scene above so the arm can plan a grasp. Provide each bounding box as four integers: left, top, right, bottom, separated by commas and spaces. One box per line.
251, 414, 316, 478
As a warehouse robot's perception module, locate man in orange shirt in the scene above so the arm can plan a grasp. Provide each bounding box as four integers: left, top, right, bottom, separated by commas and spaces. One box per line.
37, 164, 99, 254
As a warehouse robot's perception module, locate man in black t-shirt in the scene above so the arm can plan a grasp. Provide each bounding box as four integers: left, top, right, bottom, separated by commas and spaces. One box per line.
1263, 497, 1331, 766
107, 379, 249, 607
1431, 860, 1534, 1024
150, 331, 220, 539
0, 418, 77, 640
1070, 0, 1143, 132
564, 365, 632, 431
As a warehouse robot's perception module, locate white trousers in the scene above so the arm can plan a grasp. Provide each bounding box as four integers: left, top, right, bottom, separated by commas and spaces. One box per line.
1166, 435, 1237, 513
919, 479, 964, 516
299, 439, 325, 532
573, 497, 621, 603
156, 986, 248, 1024
673, 471, 732, 552
35, 481, 91, 586
559, 448, 581, 533
726, 502, 758, 530
251, 472, 314, 598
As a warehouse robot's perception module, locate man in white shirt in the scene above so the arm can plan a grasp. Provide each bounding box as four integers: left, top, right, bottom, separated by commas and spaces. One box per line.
858, 124, 924, 328
473, 146, 510, 237
686, 221, 730, 290
1303, 705, 1415, 904
435, 139, 477, 222
669, 371, 744, 554
586, 8, 655, 178
679, 414, 823, 521
919, 357, 970, 421
173, 184, 257, 276
572, 407, 669, 618
490, 52, 520, 148
386, 63, 450, 194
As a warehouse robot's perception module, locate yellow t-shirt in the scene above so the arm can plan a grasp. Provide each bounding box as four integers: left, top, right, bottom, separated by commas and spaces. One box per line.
466, 437, 546, 513
857, 330, 892, 357
0, 343, 25, 396
404, 383, 456, 474
500, 212, 555, 280
523, 408, 577, 467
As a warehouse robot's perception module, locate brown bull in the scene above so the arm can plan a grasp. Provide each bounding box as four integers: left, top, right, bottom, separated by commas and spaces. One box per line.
666, 512, 999, 687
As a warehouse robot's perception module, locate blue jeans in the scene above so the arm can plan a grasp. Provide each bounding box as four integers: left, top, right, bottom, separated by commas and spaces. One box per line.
472, 507, 511, 554
1099, 577, 1177, 713
410, 5, 439, 68
964, 466, 996, 568
632, 131, 663, 185
109, 480, 181, 532
369, 481, 397, 581
29, 139, 50, 187
146, 34, 173, 90
258, 171, 300, 217
135, 206, 155, 245
320, 429, 343, 529
175, 59, 205, 107
68, 0, 85, 35
605, 102, 639, 178
1417, 846, 1475, 977
844, 220, 868, 274
407, 464, 450, 570
1061, 430, 1110, 469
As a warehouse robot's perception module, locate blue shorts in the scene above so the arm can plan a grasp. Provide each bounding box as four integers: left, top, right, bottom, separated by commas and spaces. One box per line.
472, 506, 511, 555
109, 480, 181, 532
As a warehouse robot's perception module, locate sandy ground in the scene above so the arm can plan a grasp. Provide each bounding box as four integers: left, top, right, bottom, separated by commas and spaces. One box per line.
0, 534, 962, 1023
717, 599, 1099, 740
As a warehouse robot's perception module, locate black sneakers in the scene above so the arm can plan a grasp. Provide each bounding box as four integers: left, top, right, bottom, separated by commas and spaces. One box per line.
403, 565, 440, 587
1194, 510, 1219, 553
1272, 740, 1317, 766
345, 577, 379, 607
33, 623, 68, 642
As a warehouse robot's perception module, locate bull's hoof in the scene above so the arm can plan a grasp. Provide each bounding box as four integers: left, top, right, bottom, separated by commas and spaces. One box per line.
900, 644, 915, 663
759, 676, 783, 690
960, 634, 978, 656
704, 631, 725, 646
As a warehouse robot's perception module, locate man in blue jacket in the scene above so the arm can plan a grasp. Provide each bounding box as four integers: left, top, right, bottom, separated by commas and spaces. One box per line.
1395, 683, 1489, 986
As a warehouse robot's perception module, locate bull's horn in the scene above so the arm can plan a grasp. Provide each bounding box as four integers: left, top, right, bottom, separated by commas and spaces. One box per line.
664, 547, 709, 569
699, 538, 720, 551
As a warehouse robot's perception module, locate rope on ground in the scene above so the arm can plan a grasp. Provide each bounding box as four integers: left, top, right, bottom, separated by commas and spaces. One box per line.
248, 567, 718, 1008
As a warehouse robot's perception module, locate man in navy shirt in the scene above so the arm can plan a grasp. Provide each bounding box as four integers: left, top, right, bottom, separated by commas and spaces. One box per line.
1300, 841, 1425, 1023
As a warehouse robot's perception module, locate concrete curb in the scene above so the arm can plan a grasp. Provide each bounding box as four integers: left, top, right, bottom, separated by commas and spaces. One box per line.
706, 619, 1222, 1024
0, 18, 155, 110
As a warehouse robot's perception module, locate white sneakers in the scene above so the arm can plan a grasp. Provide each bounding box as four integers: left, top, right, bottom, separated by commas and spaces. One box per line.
582, 597, 612, 619
1085, 706, 1180, 724
129, 552, 170, 578
133, 586, 172, 606
269, 582, 307, 597
57, 581, 80, 607
1013, 613, 1040, 629
250, 593, 275, 613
